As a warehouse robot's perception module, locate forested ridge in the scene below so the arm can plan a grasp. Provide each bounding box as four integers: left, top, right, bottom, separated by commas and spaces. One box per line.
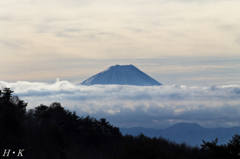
1, 88, 240, 159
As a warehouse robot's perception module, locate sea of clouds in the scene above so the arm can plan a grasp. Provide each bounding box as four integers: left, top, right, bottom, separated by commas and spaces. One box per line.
1, 79, 240, 129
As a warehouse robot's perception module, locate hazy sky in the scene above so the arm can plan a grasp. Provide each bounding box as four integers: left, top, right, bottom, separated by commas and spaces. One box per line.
1, 0, 240, 86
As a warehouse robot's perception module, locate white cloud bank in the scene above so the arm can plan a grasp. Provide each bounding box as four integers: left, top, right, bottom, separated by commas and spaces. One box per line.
1, 79, 240, 128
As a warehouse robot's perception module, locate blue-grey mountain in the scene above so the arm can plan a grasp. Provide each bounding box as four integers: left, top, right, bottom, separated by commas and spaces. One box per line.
80, 64, 162, 86
120, 123, 240, 146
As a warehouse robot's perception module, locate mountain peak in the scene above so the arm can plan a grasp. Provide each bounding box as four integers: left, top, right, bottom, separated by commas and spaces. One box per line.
166, 123, 203, 131
110, 64, 134, 68
80, 64, 162, 86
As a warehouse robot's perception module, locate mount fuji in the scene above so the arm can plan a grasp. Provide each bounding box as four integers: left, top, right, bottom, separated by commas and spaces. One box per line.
80, 64, 162, 86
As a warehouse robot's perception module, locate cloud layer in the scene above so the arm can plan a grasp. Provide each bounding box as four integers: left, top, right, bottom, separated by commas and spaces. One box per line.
1, 79, 240, 128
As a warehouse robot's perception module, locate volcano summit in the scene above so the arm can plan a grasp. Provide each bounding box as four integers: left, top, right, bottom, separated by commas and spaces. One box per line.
80, 64, 162, 86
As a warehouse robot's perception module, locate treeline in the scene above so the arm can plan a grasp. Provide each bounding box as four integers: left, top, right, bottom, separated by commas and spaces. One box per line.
0, 88, 240, 159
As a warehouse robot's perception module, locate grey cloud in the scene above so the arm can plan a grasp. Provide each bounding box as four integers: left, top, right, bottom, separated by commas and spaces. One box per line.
0, 80, 239, 128
0, 15, 13, 21
232, 88, 240, 94
236, 37, 240, 45
0, 39, 22, 48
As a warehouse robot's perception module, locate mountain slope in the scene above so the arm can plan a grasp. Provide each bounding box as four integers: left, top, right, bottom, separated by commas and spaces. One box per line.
120, 123, 240, 146
80, 64, 162, 86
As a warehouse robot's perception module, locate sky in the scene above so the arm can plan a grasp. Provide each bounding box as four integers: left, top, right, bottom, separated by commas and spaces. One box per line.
1, 0, 240, 128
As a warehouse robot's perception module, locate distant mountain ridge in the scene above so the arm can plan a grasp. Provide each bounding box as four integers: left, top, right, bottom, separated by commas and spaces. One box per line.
80, 64, 162, 86
120, 123, 240, 146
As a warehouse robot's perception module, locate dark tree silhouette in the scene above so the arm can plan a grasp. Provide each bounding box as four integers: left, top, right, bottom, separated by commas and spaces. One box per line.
0, 87, 27, 157
227, 134, 240, 158
201, 134, 240, 159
